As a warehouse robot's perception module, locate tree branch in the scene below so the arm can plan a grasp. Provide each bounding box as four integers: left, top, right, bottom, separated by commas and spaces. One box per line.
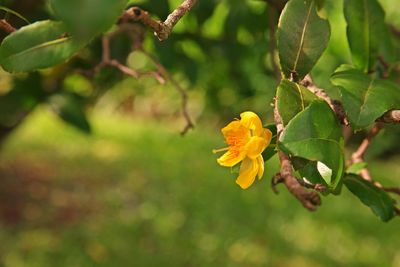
272, 99, 321, 211
350, 122, 384, 182
97, 35, 165, 84
301, 75, 349, 125
0, 19, 16, 33
140, 50, 194, 135
301, 75, 400, 125
120, 0, 198, 41
376, 110, 400, 123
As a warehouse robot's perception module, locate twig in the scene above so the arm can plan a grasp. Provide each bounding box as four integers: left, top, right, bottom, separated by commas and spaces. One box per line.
97, 34, 192, 134
273, 99, 321, 211
301, 75, 349, 125
120, 0, 198, 41
140, 50, 194, 135
302, 75, 400, 125
97, 35, 166, 84
377, 110, 400, 124
350, 123, 384, 182
0, 19, 15, 33
383, 187, 400, 196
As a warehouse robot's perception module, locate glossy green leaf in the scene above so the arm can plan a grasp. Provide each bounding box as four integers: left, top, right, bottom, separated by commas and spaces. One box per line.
280, 101, 344, 190
276, 79, 317, 125
49, 94, 91, 134
344, 0, 385, 72
0, 20, 84, 73
344, 174, 395, 221
331, 65, 400, 130
277, 0, 330, 81
347, 162, 367, 175
50, 0, 128, 39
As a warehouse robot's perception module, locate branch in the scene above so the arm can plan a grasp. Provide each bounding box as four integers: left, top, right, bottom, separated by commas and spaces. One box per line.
120, 0, 198, 41
140, 50, 194, 135
0, 19, 15, 33
302, 75, 400, 125
350, 122, 384, 182
272, 99, 321, 211
97, 35, 165, 84
301, 75, 349, 125
376, 110, 400, 123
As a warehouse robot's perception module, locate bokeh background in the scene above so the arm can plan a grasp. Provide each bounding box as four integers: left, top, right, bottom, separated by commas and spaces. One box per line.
0, 0, 399, 266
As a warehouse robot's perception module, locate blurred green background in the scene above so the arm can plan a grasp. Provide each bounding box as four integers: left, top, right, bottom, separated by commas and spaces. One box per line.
0, 0, 400, 266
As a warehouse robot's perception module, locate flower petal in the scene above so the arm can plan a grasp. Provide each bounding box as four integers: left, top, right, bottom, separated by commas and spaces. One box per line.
262, 128, 273, 145
245, 136, 268, 159
240, 111, 263, 136
221, 120, 241, 135
235, 157, 259, 189
257, 155, 264, 179
221, 120, 250, 147
217, 149, 246, 167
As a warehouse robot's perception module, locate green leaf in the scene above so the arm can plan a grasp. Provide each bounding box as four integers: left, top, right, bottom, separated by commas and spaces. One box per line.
276, 79, 317, 125
50, 0, 128, 39
279, 100, 344, 190
49, 94, 91, 134
0, 20, 84, 73
347, 162, 367, 175
344, 0, 385, 72
331, 65, 400, 130
344, 174, 395, 221
277, 0, 330, 81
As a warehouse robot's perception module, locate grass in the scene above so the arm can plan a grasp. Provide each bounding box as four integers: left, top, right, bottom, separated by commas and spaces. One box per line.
0, 108, 399, 267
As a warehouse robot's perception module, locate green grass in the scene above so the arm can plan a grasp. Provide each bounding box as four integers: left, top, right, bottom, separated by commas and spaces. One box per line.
0, 108, 399, 267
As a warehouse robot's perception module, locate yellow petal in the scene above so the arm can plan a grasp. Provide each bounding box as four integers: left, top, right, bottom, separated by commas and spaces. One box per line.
240, 111, 263, 136
221, 120, 249, 147
221, 120, 241, 136
217, 149, 246, 167
245, 136, 268, 159
235, 157, 259, 189
262, 128, 273, 145
257, 155, 264, 179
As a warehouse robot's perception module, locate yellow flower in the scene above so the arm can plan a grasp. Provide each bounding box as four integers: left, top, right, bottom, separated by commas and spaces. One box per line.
213, 111, 272, 189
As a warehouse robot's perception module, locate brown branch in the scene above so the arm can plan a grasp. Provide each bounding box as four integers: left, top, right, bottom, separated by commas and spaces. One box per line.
377, 110, 400, 123
383, 187, 400, 196
120, 0, 198, 41
0, 19, 16, 33
140, 50, 194, 135
350, 123, 384, 182
302, 75, 400, 125
97, 35, 166, 84
273, 99, 321, 211
301, 75, 349, 125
